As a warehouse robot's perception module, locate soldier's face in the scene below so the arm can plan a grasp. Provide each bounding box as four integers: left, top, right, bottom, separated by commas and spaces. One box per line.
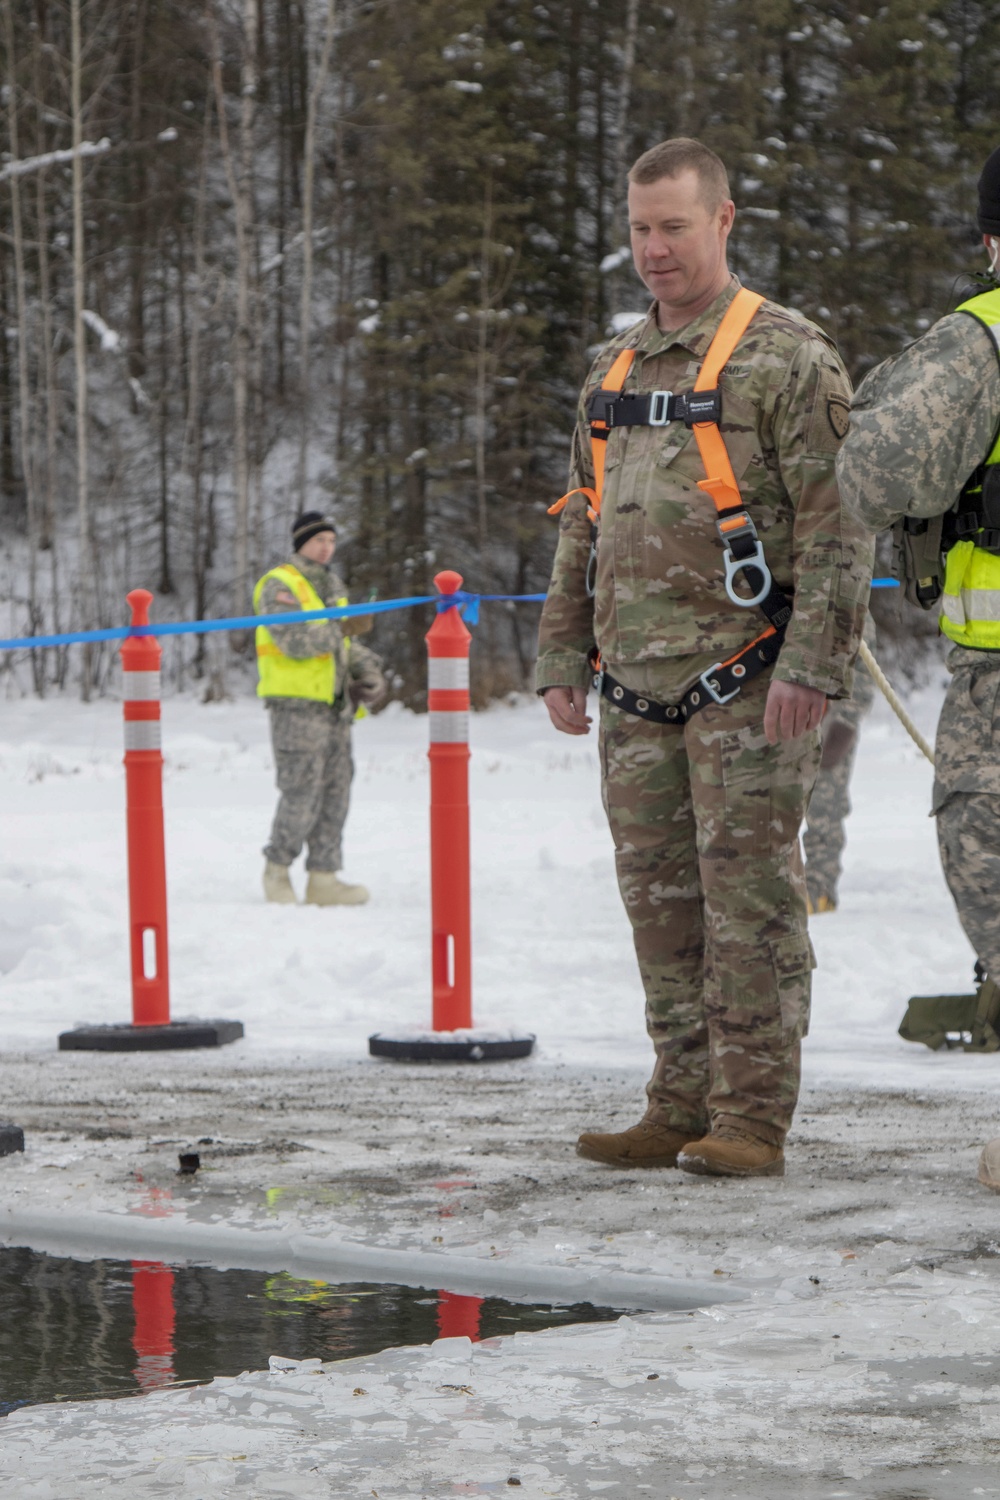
299, 531, 337, 565
628, 171, 735, 323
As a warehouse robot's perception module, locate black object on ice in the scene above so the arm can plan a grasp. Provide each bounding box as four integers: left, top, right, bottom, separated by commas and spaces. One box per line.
368, 1032, 535, 1062
0, 1122, 25, 1156
58, 1020, 245, 1052
178, 1152, 200, 1174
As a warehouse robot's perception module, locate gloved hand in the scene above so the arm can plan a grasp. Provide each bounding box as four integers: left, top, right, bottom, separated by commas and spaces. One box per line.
349, 675, 387, 709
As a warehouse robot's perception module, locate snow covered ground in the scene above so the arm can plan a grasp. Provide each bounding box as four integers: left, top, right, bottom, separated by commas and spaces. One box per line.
1, 670, 1000, 1497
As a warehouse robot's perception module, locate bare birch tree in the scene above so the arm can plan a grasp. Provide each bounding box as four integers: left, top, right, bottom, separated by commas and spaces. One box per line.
611, 0, 640, 228
210, 0, 258, 611
71, 0, 97, 697
2, 0, 42, 691
297, 0, 337, 512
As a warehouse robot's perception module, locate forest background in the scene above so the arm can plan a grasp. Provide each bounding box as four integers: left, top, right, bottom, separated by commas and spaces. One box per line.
1, 0, 997, 703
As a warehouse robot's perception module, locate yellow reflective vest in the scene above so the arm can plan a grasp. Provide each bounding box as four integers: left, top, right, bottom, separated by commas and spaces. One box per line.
941, 288, 1000, 649
253, 565, 339, 703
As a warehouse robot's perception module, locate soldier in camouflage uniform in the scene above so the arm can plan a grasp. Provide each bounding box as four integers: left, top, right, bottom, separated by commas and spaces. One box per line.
803, 614, 877, 914
538, 139, 873, 1177
837, 146, 1000, 1189
256, 512, 386, 907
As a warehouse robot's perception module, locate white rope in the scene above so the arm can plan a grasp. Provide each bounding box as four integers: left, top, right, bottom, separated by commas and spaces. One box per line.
858, 637, 935, 765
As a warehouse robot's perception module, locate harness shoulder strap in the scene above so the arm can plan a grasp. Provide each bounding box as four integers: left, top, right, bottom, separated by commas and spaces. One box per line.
549, 347, 637, 522
691, 288, 766, 514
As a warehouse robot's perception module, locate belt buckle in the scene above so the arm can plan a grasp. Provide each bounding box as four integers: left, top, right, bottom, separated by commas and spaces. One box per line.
698, 663, 740, 706
648, 390, 673, 427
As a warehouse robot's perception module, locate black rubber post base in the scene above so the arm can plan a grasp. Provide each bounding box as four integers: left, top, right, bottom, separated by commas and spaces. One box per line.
0, 1122, 25, 1155
58, 1020, 245, 1052
369, 1032, 535, 1062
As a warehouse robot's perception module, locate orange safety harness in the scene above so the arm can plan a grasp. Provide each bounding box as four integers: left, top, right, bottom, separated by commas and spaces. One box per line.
549, 287, 792, 723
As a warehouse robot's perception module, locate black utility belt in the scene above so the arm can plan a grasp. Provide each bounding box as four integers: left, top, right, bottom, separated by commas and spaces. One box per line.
593, 631, 784, 726
585, 387, 721, 432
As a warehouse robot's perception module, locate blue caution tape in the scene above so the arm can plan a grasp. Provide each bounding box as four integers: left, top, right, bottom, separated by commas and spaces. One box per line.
0, 580, 893, 654
436, 590, 547, 625
0, 595, 436, 653
0, 590, 547, 654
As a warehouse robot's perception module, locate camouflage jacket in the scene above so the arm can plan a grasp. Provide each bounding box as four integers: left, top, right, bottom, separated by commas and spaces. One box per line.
836, 305, 1000, 776
536, 276, 875, 701
836, 310, 1000, 533
255, 554, 385, 709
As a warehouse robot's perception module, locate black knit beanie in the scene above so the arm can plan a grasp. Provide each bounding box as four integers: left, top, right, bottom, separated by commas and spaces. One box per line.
292, 511, 337, 549
978, 147, 1000, 234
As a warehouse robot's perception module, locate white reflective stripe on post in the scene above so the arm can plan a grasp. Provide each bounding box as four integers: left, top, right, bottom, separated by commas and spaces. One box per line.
429, 711, 469, 744
124, 721, 162, 752
122, 671, 162, 701
428, 657, 470, 691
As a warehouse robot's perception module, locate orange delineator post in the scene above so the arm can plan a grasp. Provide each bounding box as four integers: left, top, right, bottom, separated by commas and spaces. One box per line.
121, 589, 170, 1026
426, 571, 473, 1031
367, 571, 533, 1062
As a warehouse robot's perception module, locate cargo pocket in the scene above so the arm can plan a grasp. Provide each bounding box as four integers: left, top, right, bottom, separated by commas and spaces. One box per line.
269, 703, 329, 755
969, 662, 1000, 733
771, 932, 816, 1039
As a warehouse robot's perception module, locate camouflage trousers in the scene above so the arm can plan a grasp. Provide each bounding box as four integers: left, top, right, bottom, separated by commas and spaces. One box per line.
803, 681, 869, 900
803, 661, 875, 906
600, 671, 820, 1145
934, 648, 1000, 980
263, 700, 354, 873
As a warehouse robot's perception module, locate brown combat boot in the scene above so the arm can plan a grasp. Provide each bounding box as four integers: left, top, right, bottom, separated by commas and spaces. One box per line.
677, 1124, 785, 1178
576, 1120, 696, 1168
304, 871, 369, 907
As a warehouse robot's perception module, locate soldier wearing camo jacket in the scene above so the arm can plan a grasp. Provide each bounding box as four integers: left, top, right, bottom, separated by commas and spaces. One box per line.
837, 150, 1000, 1197
803, 614, 878, 914
255, 511, 386, 908
538, 139, 873, 1178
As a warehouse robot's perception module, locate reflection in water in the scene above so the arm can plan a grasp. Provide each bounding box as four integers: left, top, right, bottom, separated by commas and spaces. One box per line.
436, 1291, 483, 1341
0, 1248, 626, 1414
131, 1261, 176, 1391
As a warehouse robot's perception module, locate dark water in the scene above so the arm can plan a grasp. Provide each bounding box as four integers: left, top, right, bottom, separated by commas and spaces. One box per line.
0, 1247, 625, 1414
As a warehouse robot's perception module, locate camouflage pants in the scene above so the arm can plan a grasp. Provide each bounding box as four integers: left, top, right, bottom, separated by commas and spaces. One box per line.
600, 671, 820, 1145
934, 649, 1000, 980
263, 700, 354, 873
803, 671, 875, 906
803, 617, 876, 907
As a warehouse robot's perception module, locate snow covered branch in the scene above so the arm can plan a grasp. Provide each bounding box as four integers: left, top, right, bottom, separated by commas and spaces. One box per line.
0, 138, 112, 185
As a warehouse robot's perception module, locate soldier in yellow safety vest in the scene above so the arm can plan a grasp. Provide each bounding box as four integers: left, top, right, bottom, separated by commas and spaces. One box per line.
837, 145, 1000, 1191
254, 511, 386, 906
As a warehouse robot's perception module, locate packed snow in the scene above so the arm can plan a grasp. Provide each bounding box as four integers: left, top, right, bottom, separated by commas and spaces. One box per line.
1, 664, 999, 1497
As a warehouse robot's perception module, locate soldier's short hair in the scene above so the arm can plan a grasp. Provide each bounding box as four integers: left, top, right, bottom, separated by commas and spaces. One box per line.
628, 138, 730, 210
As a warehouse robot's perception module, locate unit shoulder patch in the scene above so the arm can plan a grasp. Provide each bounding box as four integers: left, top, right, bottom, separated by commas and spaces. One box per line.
827, 398, 850, 440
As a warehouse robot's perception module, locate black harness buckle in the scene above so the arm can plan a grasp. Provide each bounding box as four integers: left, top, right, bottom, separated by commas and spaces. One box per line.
585, 386, 722, 432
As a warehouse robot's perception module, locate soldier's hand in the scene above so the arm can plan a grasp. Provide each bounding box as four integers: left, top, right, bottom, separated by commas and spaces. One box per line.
350, 677, 387, 708
763, 680, 827, 744
542, 685, 592, 736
